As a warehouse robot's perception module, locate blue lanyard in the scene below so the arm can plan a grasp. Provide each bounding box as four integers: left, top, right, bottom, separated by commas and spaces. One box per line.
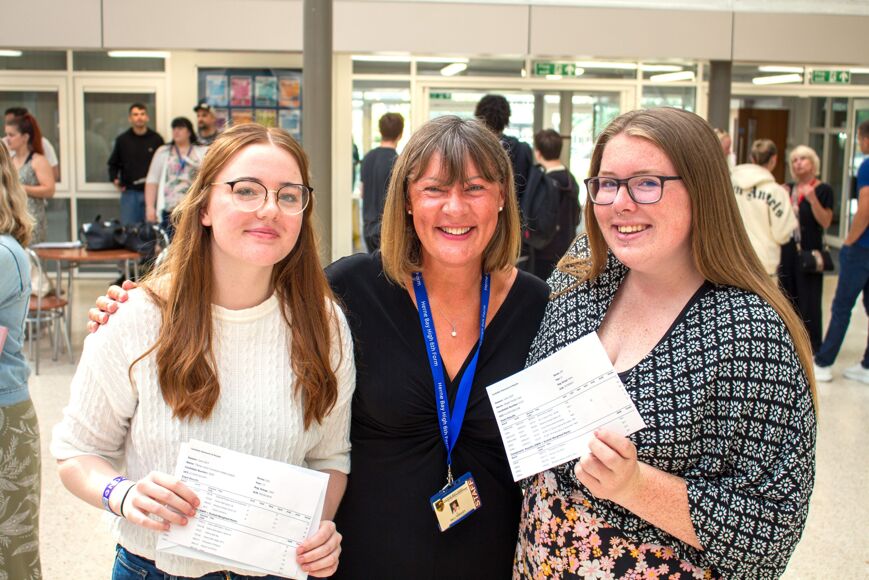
412, 272, 491, 476
172, 144, 193, 171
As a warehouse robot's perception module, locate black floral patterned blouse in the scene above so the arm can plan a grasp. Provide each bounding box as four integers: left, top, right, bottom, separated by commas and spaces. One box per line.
514, 236, 816, 579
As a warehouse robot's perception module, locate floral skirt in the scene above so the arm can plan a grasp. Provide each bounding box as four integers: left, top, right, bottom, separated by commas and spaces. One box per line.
514, 472, 717, 580
0, 399, 42, 580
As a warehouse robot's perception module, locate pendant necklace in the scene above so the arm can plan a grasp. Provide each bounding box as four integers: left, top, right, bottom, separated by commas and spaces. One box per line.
435, 306, 459, 338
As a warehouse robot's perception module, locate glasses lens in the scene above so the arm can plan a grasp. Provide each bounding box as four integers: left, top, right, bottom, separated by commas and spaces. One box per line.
230, 180, 267, 211
276, 185, 310, 215
628, 176, 663, 203
588, 178, 619, 204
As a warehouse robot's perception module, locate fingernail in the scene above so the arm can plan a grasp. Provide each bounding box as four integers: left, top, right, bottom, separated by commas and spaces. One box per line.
180, 518, 187, 525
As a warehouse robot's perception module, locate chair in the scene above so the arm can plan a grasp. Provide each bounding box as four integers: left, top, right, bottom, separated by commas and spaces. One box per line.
25, 248, 73, 374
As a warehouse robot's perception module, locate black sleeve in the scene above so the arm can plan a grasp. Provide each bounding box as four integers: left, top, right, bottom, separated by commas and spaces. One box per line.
816, 182, 834, 210
107, 136, 122, 182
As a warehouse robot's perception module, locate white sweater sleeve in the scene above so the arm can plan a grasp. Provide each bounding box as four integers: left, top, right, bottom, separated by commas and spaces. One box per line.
50, 291, 152, 468
304, 301, 356, 474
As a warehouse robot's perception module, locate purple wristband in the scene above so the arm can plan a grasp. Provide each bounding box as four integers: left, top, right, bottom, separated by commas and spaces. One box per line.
102, 476, 128, 516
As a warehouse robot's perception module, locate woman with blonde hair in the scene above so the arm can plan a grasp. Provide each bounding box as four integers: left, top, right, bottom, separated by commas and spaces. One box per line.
0, 141, 40, 579
780, 144, 834, 352
52, 124, 354, 579
515, 108, 816, 579
4, 112, 55, 243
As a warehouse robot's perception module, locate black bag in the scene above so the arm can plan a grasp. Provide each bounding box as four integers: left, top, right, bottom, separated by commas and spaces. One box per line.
798, 247, 835, 273
79, 215, 124, 250
118, 222, 160, 258
520, 165, 564, 250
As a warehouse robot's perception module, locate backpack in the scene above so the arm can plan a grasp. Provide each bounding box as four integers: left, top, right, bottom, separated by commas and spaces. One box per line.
520, 165, 564, 250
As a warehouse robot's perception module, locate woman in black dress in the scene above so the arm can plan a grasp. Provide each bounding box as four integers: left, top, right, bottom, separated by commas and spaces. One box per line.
778, 144, 834, 352
91, 116, 550, 578
327, 116, 548, 578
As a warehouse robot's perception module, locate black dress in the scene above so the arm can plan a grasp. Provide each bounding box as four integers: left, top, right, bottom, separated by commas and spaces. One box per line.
326, 253, 549, 580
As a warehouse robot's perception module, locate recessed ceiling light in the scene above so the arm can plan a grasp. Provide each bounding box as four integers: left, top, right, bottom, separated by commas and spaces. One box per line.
107, 51, 169, 59
0, 50, 23, 57
649, 71, 695, 82
440, 62, 468, 77
752, 73, 803, 85
758, 66, 804, 73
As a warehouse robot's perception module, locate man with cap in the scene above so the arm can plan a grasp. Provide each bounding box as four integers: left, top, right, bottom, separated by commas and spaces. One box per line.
194, 100, 220, 146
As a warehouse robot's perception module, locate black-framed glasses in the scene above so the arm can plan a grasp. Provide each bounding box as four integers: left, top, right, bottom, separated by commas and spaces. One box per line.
584, 175, 682, 205
214, 179, 312, 215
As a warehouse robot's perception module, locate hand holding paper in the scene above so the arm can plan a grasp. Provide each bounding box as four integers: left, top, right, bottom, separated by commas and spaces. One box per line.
486, 332, 646, 481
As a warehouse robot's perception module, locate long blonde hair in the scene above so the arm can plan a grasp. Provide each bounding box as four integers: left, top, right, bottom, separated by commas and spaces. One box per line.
131, 124, 339, 428
380, 115, 521, 282
560, 108, 816, 406
0, 144, 34, 246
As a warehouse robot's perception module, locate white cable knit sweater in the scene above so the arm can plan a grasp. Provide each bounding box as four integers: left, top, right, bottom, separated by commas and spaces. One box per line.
51, 289, 355, 577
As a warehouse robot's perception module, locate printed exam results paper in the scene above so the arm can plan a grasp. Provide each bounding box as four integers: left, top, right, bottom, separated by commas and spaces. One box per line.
156, 439, 328, 579
486, 332, 646, 481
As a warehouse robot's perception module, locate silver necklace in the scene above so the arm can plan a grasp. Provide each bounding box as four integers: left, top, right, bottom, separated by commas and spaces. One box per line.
434, 306, 459, 338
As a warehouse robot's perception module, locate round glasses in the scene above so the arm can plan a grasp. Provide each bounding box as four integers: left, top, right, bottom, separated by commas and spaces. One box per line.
584, 175, 682, 205
215, 179, 312, 216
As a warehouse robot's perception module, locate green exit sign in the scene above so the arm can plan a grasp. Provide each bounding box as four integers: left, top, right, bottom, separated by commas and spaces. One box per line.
533, 62, 578, 77
430, 92, 452, 100
811, 70, 850, 84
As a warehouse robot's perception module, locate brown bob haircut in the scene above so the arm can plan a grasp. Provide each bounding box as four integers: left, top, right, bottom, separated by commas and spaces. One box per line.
560, 107, 816, 405
379, 115, 522, 283
132, 123, 340, 428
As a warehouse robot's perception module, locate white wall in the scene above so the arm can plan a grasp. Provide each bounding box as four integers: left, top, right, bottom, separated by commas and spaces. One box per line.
0, 0, 102, 48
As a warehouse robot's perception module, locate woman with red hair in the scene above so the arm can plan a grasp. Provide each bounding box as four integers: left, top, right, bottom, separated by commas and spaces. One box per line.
4, 113, 55, 243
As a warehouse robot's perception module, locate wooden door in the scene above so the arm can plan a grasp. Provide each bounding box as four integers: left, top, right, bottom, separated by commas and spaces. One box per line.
736, 108, 790, 183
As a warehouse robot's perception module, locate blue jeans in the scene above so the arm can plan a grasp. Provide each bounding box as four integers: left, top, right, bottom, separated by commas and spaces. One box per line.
815, 244, 869, 368
121, 189, 145, 225
112, 545, 289, 580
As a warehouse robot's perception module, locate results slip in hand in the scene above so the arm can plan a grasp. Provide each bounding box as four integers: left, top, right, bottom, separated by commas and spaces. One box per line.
156, 439, 328, 580
486, 332, 646, 481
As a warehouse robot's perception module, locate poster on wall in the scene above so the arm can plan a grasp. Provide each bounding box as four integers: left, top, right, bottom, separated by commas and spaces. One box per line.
214, 108, 229, 131
255, 76, 278, 107
279, 76, 301, 108
279, 109, 300, 138
206, 75, 228, 107
230, 76, 252, 107
231, 109, 254, 125
255, 109, 277, 128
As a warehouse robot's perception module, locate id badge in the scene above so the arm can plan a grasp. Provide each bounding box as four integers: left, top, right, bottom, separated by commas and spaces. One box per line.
429, 472, 482, 532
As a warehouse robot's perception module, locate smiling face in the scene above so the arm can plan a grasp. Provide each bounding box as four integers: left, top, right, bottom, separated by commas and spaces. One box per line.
201, 142, 304, 276
593, 133, 694, 276
408, 153, 505, 271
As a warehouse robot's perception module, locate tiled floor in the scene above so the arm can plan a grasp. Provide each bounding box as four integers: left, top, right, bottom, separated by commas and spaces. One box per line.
29, 277, 869, 578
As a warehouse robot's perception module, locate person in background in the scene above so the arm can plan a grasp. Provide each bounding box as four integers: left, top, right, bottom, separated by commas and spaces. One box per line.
814, 119, 869, 383
194, 100, 220, 146
714, 127, 736, 169
108, 103, 164, 225
779, 144, 834, 352
144, 116, 207, 240
475, 94, 533, 203
4, 112, 55, 243
0, 143, 40, 579
528, 128, 581, 280
731, 138, 797, 276
360, 112, 403, 252
52, 124, 353, 579
516, 108, 816, 579
5, 107, 60, 181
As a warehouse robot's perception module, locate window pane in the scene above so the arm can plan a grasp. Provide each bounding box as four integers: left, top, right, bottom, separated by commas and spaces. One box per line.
641, 85, 696, 111
0, 50, 66, 71
0, 90, 61, 178
352, 59, 411, 75
827, 131, 846, 236
45, 198, 72, 242
810, 97, 827, 128
73, 51, 165, 72
831, 98, 848, 128
83, 92, 157, 183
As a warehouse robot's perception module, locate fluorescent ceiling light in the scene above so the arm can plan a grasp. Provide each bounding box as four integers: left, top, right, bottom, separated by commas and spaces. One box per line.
850, 68, 869, 74
574, 61, 637, 70
752, 73, 802, 85
649, 71, 695, 82
440, 62, 468, 76
758, 66, 804, 73
108, 51, 169, 59
352, 55, 469, 64
0, 50, 23, 57
640, 64, 684, 72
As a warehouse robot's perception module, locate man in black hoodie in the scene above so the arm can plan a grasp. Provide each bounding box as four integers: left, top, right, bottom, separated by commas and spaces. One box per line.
107, 103, 163, 225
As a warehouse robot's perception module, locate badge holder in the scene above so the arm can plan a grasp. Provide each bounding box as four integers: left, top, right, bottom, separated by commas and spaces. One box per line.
430, 469, 482, 532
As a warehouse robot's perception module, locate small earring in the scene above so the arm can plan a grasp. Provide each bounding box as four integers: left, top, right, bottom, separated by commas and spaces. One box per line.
498, 206, 503, 212
407, 209, 413, 215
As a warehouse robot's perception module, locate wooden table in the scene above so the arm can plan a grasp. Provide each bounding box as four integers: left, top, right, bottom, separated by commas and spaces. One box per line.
34, 247, 142, 355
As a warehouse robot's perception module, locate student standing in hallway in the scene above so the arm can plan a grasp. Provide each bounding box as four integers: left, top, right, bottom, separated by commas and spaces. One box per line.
107, 103, 163, 225
814, 119, 869, 383
360, 112, 403, 252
